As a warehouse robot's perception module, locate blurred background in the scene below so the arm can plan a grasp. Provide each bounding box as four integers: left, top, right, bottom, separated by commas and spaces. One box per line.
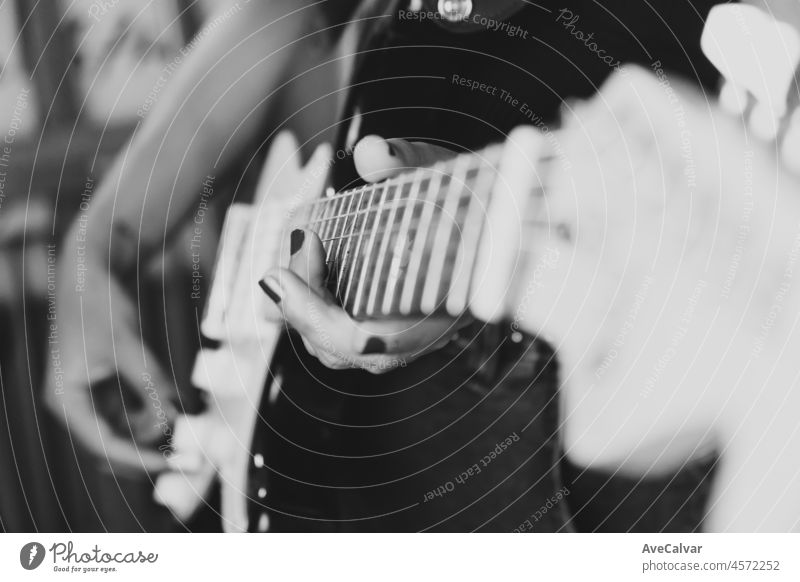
0, 0, 233, 532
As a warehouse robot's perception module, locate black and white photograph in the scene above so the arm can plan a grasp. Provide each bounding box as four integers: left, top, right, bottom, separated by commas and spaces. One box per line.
1, 0, 799, 578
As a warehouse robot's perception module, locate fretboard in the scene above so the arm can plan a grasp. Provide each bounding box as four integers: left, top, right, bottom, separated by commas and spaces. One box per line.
300, 144, 504, 319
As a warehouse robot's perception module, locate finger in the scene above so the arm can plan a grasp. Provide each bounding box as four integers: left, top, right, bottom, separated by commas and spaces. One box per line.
782, 109, 800, 173
286, 228, 328, 293
353, 134, 455, 183
471, 125, 546, 325
116, 335, 179, 446
351, 316, 467, 356
301, 336, 318, 358
260, 267, 357, 353
52, 383, 170, 475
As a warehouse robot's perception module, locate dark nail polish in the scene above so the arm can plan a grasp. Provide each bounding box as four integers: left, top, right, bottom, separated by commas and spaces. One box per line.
386, 141, 397, 157
290, 229, 305, 255
259, 279, 281, 304
362, 337, 387, 355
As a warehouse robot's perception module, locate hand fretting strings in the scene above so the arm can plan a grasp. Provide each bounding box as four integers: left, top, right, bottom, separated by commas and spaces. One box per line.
293, 143, 559, 319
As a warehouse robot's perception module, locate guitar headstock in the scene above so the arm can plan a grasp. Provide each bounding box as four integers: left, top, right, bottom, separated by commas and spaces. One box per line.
702, 3, 800, 146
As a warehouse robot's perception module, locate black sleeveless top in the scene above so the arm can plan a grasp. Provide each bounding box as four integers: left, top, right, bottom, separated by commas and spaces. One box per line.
331, 0, 722, 187
248, 0, 725, 533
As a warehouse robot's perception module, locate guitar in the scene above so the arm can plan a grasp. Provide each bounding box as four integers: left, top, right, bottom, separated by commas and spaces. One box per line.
157, 6, 800, 532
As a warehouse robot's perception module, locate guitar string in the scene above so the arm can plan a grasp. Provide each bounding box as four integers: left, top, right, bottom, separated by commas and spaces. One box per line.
305, 171, 480, 227
297, 144, 510, 214
320, 188, 555, 308
308, 146, 559, 312
307, 187, 551, 245
298, 153, 560, 230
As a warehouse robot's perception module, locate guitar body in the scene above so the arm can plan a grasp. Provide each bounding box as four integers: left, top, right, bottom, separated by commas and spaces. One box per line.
152, 133, 331, 532
152, 17, 360, 530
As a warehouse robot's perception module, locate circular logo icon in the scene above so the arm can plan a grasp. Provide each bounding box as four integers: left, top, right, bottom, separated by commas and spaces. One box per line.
20, 542, 46, 570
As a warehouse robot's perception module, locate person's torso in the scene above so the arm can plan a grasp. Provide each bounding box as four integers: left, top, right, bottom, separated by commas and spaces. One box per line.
249, 0, 726, 532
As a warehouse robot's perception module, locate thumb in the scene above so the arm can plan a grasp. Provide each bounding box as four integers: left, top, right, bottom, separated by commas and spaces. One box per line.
260, 267, 351, 347
286, 228, 328, 293
116, 334, 179, 446
353, 135, 456, 183
52, 380, 171, 476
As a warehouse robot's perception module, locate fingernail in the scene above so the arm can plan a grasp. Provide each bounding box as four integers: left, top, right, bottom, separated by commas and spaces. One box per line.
386, 141, 397, 157
258, 277, 282, 304
362, 337, 386, 355
290, 229, 305, 256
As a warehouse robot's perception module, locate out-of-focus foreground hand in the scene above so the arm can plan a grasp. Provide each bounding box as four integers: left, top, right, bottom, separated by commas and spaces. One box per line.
260, 135, 473, 374
44, 238, 178, 477
494, 66, 800, 531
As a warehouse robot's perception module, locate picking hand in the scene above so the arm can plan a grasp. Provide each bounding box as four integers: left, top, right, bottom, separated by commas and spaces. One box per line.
44, 240, 178, 476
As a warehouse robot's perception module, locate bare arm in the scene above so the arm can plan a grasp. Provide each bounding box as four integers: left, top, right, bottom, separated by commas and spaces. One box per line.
48, 0, 345, 474
83, 0, 334, 265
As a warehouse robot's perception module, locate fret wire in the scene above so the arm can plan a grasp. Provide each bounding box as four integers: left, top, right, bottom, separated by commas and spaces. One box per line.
399, 170, 445, 315
328, 197, 352, 260
381, 167, 424, 313
305, 156, 452, 207
364, 176, 408, 315
329, 195, 349, 261
300, 141, 518, 315
309, 181, 550, 259
332, 185, 361, 279
314, 192, 337, 253
315, 209, 554, 246
299, 171, 481, 231
334, 218, 558, 311
308, 193, 326, 227
301, 145, 511, 214
335, 185, 367, 298
342, 184, 378, 308
320, 200, 339, 262
305, 169, 445, 215
420, 153, 472, 313
350, 181, 390, 316
312, 194, 334, 229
